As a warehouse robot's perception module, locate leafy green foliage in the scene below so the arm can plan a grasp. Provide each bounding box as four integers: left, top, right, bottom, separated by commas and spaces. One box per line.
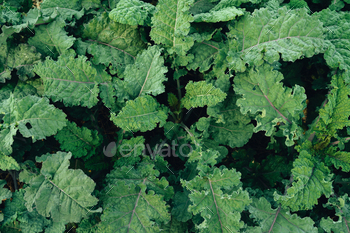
54, 121, 103, 160
82, 12, 146, 75
248, 197, 318, 232
320, 194, 350, 233
274, 150, 333, 211
109, 0, 156, 26
2, 0, 350, 232
28, 19, 76, 59
0, 44, 41, 82
33, 51, 101, 108
227, 7, 327, 72
150, 0, 194, 56
182, 81, 227, 109
116, 45, 168, 100
111, 95, 168, 132
98, 159, 173, 232
22, 151, 101, 224
234, 64, 307, 146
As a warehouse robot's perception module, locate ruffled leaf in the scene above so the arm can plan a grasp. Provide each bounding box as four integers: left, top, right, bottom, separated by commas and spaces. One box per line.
181, 167, 251, 232
0, 94, 67, 143
116, 45, 168, 100
227, 7, 327, 72
233, 64, 307, 146
54, 121, 102, 160
182, 81, 227, 109
109, 0, 155, 26
248, 197, 318, 232
150, 0, 194, 56
28, 19, 76, 59
33, 52, 101, 108
274, 150, 333, 211
22, 151, 101, 224
0, 43, 41, 83
111, 95, 168, 132
83, 12, 146, 75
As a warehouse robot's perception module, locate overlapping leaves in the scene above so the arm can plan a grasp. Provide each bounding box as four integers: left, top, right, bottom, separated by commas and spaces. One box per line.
234, 64, 306, 146
227, 7, 327, 72
22, 152, 101, 224
98, 159, 173, 232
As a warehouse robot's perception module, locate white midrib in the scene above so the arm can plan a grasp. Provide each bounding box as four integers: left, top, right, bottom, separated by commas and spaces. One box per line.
138, 55, 156, 97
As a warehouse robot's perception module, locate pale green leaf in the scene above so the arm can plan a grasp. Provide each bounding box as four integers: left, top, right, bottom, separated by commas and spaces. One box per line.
150, 0, 195, 56
193, 7, 244, 23
249, 197, 318, 232
33, 52, 100, 108
0, 94, 67, 143
28, 19, 75, 59
182, 81, 227, 109
117, 45, 168, 100
325, 147, 350, 172
198, 93, 254, 148
40, 0, 84, 21
227, 7, 327, 72
233, 64, 307, 146
314, 9, 350, 82
181, 167, 251, 232
274, 150, 333, 211
320, 194, 350, 233
23, 151, 101, 224
0, 179, 11, 201
186, 40, 222, 72
109, 0, 155, 26
98, 180, 170, 232
98, 161, 173, 232
316, 73, 350, 138
110, 95, 168, 132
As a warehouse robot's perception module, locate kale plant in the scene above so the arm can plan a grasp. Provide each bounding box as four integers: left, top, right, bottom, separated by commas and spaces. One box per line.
0, 0, 350, 232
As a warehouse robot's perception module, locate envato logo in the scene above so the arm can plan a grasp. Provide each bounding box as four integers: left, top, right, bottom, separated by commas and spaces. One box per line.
103, 140, 193, 158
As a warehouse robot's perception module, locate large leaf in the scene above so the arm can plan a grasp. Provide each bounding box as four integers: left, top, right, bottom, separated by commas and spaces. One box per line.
98, 160, 173, 232
0, 43, 41, 83
325, 147, 350, 172
109, 0, 155, 26
22, 151, 101, 224
28, 19, 76, 59
314, 9, 350, 82
182, 81, 227, 109
316, 73, 350, 138
181, 167, 251, 232
83, 12, 146, 75
248, 197, 318, 232
110, 95, 169, 132
40, 0, 84, 21
33, 52, 101, 108
116, 45, 168, 100
274, 150, 333, 211
233, 64, 307, 146
150, 0, 194, 56
0, 94, 67, 143
227, 7, 327, 72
